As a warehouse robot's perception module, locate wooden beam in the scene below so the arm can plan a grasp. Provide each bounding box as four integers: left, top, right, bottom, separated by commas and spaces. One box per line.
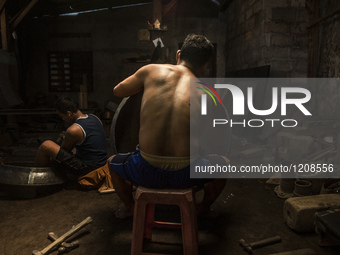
0, 0, 6, 13
163, 0, 178, 18
308, 7, 340, 29
153, 0, 162, 24
1, 7, 7, 50
11, 0, 39, 30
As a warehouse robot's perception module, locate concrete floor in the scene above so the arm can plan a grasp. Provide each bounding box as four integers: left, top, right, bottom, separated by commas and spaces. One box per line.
1, 178, 340, 255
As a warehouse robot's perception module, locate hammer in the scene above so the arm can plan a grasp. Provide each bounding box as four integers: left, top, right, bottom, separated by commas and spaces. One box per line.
239, 236, 281, 254
48, 232, 79, 254
32, 216, 92, 255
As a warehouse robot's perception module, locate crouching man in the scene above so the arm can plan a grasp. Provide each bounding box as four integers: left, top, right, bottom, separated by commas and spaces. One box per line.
35, 96, 107, 178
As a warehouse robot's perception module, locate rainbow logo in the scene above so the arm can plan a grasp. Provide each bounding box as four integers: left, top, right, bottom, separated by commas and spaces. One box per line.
196, 82, 223, 106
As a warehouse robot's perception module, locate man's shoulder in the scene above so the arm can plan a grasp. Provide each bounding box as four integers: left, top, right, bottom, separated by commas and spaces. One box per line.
87, 113, 101, 122
65, 124, 84, 142
67, 123, 83, 133
143, 63, 176, 71
143, 64, 186, 78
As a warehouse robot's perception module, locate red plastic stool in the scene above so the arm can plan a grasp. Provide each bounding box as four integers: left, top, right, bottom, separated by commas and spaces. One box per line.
131, 186, 198, 255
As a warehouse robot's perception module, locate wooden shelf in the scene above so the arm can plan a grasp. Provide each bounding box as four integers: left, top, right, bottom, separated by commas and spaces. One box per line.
0, 108, 97, 115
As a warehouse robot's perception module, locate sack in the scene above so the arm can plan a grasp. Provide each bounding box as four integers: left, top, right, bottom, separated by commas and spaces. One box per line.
78, 164, 114, 192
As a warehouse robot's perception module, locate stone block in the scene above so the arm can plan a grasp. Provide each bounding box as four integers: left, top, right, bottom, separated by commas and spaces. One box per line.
290, 22, 308, 34
262, 46, 290, 59
254, 10, 264, 25
252, 24, 262, 38
277, 131, 292, 147
272, 7, 297, 22
268, 69, 290, 77
264, 0, 290, 8
287, 135, 315, 161
272, 35, 294, 47
240, 147, 264, 165
264, 21, 288, 33
276, 132, 315, 161
245, 31, 252, 41
283, 194, 340, 232
291, 71, 308, 78
290, 0, 306, 7
293, 35, 309, 47
253, 1, 263, 14
296, 9, 309, 22
290, 48, 308, 59
295, 59, 308, 72
246, 8, 253, 19
334, 135, 340, 166
245, 16, 256, 31
270, 59, 295, 72
240, 148, 264, 158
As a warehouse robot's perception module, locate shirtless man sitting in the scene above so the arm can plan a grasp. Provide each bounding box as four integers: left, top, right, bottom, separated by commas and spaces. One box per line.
108, 34, 227, 218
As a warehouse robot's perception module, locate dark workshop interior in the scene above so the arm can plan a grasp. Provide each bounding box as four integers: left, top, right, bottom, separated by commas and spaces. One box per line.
1, 0, 340, 254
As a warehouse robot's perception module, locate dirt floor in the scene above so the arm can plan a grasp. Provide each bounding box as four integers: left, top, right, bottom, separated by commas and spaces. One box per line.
1, 178, 340, 255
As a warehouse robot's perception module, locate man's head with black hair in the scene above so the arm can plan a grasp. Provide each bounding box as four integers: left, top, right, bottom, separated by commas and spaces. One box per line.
179, 34, 214, 72
55, 96, 79, 114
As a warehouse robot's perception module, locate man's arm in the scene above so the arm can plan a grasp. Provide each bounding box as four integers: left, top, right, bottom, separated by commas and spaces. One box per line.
113, 65, 149, 97
61, 124, 84, 152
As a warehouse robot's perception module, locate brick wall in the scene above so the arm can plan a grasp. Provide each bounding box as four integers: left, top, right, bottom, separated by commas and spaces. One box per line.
315, 0, 340, 117
318, 0, 340, 78
223, 0, 309, 77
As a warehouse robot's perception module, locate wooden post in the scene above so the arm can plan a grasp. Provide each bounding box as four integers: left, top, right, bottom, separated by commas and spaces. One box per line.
78, 74, 88, 109
1, 7, 7, 50
153, 0, 162, 25
0, 0, 6, 13
307, 0, 319, 114
308, 0, 319, 77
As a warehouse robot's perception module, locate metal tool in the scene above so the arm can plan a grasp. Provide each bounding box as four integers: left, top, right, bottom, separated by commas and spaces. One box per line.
32, 216, 92, 255
239, 235, 281, 254
48, 232, 79, 254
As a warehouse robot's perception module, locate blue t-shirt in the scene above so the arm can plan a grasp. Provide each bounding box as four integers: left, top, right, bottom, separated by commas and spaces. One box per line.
74, 114, 107, 167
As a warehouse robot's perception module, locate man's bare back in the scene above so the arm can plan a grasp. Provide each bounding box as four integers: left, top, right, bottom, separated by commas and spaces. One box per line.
140, 64, 197, 156
114, 64, 196, 157
109, 34, 227, 219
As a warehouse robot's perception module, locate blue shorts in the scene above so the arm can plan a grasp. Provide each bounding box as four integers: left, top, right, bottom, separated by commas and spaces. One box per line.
109, 150, 212, 189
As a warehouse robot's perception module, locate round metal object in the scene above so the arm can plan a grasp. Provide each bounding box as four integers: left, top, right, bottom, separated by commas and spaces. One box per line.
294, 180, 313, 197
0, 162, 68, 198
110, 91, 142, 154
0, 162, 67, 185
110, 90, 231, 155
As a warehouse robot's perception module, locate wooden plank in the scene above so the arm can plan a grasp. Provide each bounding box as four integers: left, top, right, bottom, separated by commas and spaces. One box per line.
11, 0, 39, 30
1, 7, 7, 50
